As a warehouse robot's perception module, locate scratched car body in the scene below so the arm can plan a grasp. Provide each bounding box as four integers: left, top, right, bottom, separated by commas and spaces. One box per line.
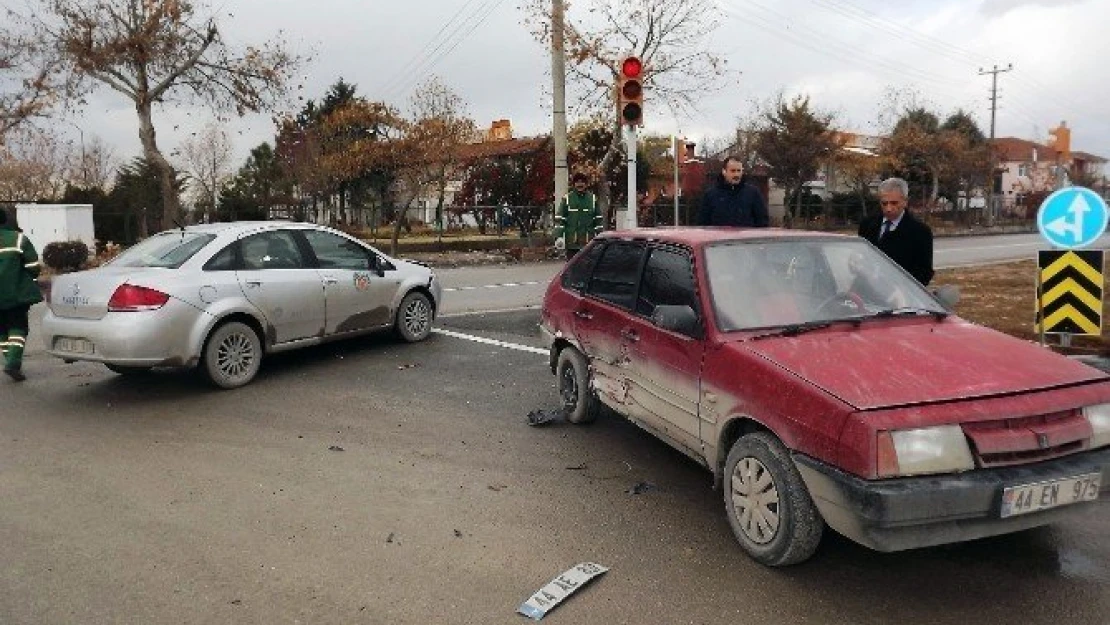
42, 222, 442, 388
540, 228, 1110, 566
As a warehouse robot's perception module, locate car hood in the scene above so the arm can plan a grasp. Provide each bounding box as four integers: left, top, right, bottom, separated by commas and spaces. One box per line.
737, 318, 1108, 410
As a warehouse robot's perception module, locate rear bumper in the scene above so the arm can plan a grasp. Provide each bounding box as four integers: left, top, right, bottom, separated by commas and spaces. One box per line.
794, 447, 1110, 552
40, 299, 207, 367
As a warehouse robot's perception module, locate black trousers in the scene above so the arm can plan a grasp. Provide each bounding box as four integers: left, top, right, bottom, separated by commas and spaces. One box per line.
0, 304, 31, 336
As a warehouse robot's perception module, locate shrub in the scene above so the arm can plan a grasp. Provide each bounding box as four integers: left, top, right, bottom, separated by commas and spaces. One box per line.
41, 240, 90, 273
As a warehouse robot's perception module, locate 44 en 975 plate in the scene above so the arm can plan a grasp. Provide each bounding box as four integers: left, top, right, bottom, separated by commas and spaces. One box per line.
1001, 473, 1100, 518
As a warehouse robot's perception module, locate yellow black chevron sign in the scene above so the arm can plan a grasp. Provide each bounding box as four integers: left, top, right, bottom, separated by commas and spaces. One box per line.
1036, 250, 1104, 335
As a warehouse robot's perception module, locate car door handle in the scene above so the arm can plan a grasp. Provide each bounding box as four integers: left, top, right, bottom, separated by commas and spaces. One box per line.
245, 280, 262, 288
323, 277, 339, 285
620, 329, 639, 342
574, 310, 593, 320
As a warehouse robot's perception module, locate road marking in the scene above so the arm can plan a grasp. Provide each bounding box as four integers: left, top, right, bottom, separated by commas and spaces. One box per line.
434, 328, 548, 356
443, 280, 542, 293
438, 305, 539, 319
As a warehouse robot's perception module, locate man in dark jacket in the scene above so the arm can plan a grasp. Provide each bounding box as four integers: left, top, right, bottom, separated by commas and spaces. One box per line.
696, 156, 769, 227
858, 177, 934, 286
0, 208, 43, 382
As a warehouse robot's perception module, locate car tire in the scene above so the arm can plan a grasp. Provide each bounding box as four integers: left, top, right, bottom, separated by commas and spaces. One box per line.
556, 346, 600, 424
395, 291, 433, 343
724, 432, 824, 566
104, 364, 153, 376
200, 321, 262, 390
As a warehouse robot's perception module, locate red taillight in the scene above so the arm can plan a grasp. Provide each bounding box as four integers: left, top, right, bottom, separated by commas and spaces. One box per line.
876, 431, 899, 478
108, 284, 170, 312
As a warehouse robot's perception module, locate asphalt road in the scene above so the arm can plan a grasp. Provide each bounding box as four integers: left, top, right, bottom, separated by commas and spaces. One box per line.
4, 231, 1110, 624
437, 232, 1110, 315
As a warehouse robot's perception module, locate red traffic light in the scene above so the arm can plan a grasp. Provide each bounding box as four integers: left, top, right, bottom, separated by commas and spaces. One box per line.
621, 56, 643, 79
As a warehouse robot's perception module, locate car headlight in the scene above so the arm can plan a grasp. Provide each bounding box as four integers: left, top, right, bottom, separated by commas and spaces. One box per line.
1082, 404, 1110, 449
877, 425, 975, 478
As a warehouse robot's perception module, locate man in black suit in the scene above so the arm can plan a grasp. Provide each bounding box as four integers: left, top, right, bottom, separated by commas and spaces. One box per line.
858, 177, 934, 286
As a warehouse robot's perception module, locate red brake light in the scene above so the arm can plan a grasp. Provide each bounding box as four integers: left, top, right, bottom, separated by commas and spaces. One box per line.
108, 284, 170, 312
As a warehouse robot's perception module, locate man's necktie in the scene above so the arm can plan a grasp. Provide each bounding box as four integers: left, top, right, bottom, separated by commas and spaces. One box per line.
879, 220, 891, 240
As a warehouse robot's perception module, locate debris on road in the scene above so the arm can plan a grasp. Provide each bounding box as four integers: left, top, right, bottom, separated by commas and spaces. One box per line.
565, 464, 587, 471
526, 409, 561, 427
517, 562, 609, 621
386, 532, 395, 544
626, 481, 657, 495
328, 445, 345, 452
397, 363, 421, 370
454, 529, 463, 538
488, 484, 508, 492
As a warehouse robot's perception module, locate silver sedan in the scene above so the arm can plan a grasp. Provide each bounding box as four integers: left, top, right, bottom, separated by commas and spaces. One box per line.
41, 222, 443, 388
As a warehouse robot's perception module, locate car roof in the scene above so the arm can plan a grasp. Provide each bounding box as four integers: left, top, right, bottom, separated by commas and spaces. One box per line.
595, 227, 852, 247
167, 220, 315, 236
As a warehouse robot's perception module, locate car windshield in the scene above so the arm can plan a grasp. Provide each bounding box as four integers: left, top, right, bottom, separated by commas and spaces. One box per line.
109, 231, 216, 269
704, 238, 945, 332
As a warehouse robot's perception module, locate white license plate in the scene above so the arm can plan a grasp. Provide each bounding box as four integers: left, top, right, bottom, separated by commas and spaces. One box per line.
1001, 473, 1101, 518
55, 337, 94, 355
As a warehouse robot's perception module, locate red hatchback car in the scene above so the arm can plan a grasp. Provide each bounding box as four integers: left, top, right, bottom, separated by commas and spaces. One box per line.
540, 228, 1110, 566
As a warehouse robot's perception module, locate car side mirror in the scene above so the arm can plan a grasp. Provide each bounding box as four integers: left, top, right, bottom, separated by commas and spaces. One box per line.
652, 305, 702, 338
370, 255, 386, 278
931, 285, 960, 311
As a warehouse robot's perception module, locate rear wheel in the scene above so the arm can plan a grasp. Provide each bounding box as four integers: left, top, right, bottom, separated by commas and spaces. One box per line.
724, 432, 824, 566
200, 321, 262, 390
556, 346, 600, 424
395, 291, 433, 342
104, 364, 152, 376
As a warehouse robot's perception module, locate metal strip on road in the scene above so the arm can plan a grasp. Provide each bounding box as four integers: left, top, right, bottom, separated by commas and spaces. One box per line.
434, 328, 548, 356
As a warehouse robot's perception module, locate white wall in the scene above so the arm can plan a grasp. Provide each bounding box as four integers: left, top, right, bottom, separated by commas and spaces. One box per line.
15, 204, 96, 255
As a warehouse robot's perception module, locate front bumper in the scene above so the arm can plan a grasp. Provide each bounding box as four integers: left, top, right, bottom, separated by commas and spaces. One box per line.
41, 299, 208, 367
794, 447, 1110, 552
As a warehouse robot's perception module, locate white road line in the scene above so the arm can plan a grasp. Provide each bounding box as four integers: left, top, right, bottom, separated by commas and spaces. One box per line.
438, 305, 539, 319
434, 328, 549, 356
443, 280, 542, 293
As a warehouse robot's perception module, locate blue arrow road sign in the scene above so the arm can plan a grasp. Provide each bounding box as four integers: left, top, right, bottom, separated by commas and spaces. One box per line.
1037, 186, 1109, 249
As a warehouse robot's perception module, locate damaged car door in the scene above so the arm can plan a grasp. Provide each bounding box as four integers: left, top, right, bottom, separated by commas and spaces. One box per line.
300, 228, 399, 336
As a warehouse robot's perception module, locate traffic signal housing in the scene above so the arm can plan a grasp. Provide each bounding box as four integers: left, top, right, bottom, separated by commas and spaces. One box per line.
618, 56, 643, 127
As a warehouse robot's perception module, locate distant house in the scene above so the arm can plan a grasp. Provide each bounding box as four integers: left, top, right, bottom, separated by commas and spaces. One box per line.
989, 136, 1107, 210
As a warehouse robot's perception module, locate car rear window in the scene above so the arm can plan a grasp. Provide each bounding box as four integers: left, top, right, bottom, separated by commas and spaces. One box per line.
561, 242, 604, 291
109, 232, 216, 268
587, 242, 645, 309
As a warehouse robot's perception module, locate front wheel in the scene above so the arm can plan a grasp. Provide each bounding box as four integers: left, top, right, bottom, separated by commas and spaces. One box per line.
395, 291, 433, 343
200, 321, 262, 390
724, 432, 824, 566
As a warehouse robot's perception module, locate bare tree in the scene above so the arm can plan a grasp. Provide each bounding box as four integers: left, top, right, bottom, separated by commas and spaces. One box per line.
522, 0, 728, 222
0, 29, 62, 140
70, 134, 119, 191
0, 126, 71, 201
389, 78, 475, 254
178, 121, 233, 223
8, 0, 306, 232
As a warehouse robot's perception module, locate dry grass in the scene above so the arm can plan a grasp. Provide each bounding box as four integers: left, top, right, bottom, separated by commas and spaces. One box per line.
938, 260, 1108, 352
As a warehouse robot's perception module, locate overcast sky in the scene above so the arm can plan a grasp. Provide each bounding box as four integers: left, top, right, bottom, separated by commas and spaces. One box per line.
47, 0, 1110, 170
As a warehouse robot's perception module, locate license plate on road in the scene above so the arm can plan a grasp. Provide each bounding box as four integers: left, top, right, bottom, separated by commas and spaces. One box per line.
1001, 473, 1101, 518
55, 337, 93, 355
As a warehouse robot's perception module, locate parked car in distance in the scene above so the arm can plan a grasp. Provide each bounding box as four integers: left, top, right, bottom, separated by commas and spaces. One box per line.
42, 222, 441, 388
541, 228, 1109, 566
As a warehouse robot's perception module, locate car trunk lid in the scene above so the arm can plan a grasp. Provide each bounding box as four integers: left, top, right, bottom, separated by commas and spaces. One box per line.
48, 267, 161, 320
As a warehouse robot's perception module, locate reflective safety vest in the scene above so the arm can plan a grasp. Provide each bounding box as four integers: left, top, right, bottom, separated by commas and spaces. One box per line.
553, 191, 602, 250
0, 227, 43, 309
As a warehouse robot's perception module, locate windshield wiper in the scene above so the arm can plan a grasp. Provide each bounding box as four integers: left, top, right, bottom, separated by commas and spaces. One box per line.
748, 320, 835, 341
871, 306, 948, 321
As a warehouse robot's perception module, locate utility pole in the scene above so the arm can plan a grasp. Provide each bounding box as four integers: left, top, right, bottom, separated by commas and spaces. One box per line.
673, 135, 680, 226
979, 63, 1013, 225
979, 63, 1013, 141
625, 126, 637, 228
551, 0, 569, 207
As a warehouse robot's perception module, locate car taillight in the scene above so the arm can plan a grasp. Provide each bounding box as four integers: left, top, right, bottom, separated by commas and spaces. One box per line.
108, 284, 170, 312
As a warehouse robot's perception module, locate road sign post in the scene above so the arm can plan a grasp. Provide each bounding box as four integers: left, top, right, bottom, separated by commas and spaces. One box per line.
1035, 187, 1109, 348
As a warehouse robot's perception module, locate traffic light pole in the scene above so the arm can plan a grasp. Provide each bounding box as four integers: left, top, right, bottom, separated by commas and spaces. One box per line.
625, 125, 638, 229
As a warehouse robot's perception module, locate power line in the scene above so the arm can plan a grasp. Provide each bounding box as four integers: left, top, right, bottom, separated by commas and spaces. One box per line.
378, 0, 492, 99
979, 63, 1013, 141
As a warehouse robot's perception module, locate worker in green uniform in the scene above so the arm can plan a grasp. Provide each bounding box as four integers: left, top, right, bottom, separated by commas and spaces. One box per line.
553, 172, 603, 259
0, 209, 43, 382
